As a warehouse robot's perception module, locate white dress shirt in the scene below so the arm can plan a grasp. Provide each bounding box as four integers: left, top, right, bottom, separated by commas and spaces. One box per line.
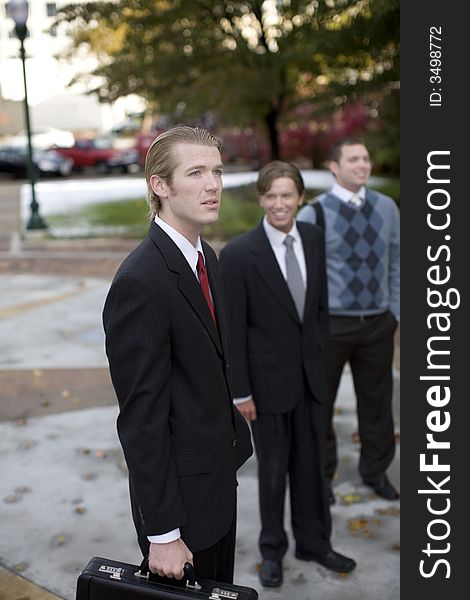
331, 182, 366, 205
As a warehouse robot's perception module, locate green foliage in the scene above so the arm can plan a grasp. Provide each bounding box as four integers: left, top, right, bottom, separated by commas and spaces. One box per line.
45, 190, 265, 240
46, 198, 149, 238
44, 176, 399, 241
55, 1, 399, 165
205, 187, 264, 240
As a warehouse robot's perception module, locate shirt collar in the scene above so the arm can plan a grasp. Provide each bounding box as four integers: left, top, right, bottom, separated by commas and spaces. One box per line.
155, 215, 203, 273
332, 182, 366, 203
263, 216, 301, 247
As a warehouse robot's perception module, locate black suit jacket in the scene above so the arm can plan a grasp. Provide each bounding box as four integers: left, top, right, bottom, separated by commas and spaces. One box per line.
103, 222, 252, 552
219, 220, 329, 414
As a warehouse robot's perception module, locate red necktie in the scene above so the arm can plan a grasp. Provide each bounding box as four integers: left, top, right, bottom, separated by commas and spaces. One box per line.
196, 251, 216, 325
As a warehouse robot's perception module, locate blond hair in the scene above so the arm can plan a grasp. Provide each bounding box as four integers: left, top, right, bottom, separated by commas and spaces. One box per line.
144, 126, 222, 219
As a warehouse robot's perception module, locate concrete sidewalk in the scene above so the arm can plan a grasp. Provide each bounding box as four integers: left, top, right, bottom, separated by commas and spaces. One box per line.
0, 175, 399, 600
0, 269, 400, 600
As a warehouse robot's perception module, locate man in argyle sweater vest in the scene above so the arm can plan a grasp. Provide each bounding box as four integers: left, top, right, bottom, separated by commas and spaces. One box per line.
298, 138, 400, 502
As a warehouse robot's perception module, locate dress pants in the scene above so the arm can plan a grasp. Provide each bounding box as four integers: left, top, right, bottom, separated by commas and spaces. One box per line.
325, 311, 397, 482
251, 381, 332, 562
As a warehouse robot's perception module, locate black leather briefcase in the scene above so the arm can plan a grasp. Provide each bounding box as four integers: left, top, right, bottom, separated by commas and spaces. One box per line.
76, 556, 258, 600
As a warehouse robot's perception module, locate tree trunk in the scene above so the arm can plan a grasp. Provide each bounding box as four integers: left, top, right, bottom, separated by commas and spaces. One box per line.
265, 106, 280, 161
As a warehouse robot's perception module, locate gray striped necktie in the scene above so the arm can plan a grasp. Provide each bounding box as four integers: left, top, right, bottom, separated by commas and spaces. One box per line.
283, 234, 305, 320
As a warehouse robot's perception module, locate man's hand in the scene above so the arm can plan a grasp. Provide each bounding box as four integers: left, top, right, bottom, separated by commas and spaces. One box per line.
148, 538, 193, 579
235, 398, 257, 421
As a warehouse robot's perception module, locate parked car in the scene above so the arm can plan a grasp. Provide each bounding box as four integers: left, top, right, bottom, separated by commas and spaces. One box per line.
0, 145, 73, 179
55, 137, 140, 174
7, 126, 75, 150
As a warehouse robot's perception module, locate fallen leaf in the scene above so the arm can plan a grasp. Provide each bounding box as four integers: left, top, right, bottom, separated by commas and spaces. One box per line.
3, 494, 20, 504
55, 535, 66, 545
14, 563, 29, 573
376, 506, 400, 517
95, 450, 107, 459
14, 486, 32, 494
340, 493, 363, 505
334, 407, 343, 416
72, 397, 81, 405
347, 518, 369, 532
15, 419, 27, 427
41, 400, 50, 407
395, 432, 401, 443
352, 431, 360, 444
391, 543, 400, 551
74, 506, 87, 514
61, 389, 70, 399
337, 572, 350, 578
33, 369, 43, 377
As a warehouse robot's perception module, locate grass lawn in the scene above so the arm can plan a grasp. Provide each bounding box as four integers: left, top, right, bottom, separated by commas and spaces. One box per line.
46, 179, 400, 241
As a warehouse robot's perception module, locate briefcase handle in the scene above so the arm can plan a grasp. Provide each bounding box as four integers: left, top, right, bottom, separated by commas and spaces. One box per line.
136, 556, 201, 591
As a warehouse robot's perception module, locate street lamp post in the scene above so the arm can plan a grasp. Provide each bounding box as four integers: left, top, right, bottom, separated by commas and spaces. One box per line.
8, 0, 47, 230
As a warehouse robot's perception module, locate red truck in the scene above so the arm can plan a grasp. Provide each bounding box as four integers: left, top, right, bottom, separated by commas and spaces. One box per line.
55, 137, 140, 174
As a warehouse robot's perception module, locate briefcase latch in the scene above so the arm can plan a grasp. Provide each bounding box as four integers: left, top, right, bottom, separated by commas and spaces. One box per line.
99, 565, 123, 581
209, 588, 238, 599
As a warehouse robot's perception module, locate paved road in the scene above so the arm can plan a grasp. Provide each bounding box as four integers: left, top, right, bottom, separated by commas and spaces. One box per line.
0, 180, 400, 600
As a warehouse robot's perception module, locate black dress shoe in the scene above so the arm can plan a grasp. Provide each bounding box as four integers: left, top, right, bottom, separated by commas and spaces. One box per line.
364, 474, 399, 500
295, 549, 357, 573
259, 559, 283, 587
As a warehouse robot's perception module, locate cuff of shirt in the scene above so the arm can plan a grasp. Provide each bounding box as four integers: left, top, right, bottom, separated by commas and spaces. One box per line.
147, 528, 181, 544
233, 395, 252, 405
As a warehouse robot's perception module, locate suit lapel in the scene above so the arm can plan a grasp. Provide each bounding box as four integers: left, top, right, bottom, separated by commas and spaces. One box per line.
148, 222, 223, 357
250, 222, 301, 323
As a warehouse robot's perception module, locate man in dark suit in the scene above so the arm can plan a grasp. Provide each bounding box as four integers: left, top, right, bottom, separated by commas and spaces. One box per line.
219, 161, 356, 588
103, 126, 252, 583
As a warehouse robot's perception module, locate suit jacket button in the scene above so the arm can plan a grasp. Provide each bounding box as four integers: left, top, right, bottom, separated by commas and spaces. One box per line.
232, 439, 237, 447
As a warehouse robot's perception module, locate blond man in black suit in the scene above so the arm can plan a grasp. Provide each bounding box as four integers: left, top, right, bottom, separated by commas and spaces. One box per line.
103, 126, 252, 583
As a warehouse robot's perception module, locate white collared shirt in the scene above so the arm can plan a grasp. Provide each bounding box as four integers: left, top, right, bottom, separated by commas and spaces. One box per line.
155, 215, 204, 277
331, 182, 366, 204
262, 216, 307, 285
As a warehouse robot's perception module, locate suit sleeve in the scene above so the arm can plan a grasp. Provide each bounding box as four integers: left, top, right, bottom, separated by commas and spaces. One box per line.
218, 243, 252, 399
103, 273, 187, 536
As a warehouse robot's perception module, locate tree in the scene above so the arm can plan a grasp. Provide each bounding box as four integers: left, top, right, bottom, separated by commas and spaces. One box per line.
56, 0, 399, 164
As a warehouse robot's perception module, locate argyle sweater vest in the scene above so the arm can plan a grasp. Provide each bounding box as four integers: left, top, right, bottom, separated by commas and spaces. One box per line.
297, 189, 400, 318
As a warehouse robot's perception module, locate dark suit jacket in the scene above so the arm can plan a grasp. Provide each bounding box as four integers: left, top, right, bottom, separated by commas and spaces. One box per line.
219, 220, 329, 414
102, 221, 252, 553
